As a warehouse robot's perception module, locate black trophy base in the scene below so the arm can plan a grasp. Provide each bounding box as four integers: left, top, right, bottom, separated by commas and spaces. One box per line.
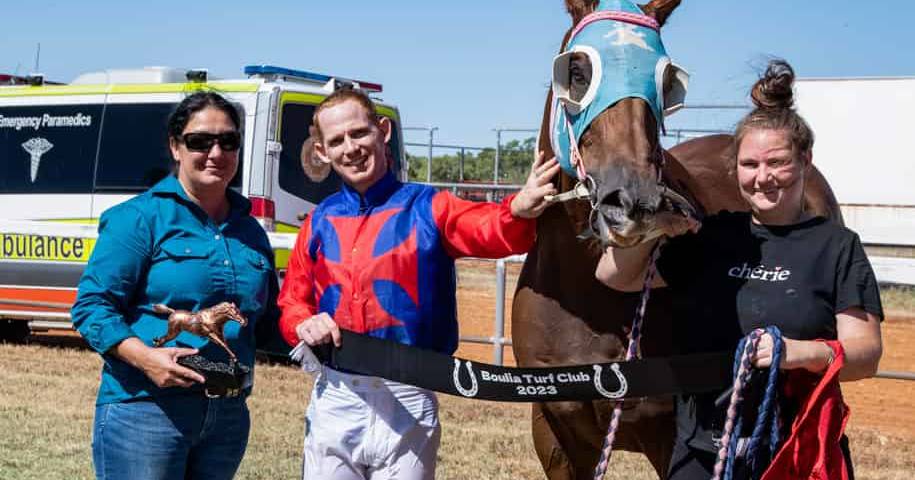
177, 354, 250, 398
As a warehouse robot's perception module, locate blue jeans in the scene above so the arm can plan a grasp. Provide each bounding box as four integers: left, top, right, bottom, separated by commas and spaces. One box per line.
92, 393, 250, 480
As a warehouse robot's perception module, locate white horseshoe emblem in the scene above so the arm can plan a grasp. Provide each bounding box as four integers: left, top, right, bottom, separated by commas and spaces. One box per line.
452, 359, 479, 397
593, 363, 628, 399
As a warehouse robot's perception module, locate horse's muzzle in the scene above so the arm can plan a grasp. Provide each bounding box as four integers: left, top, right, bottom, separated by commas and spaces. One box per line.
591, 184, 696, 248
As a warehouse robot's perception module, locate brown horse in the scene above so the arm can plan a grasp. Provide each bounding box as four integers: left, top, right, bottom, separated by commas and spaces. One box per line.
153, 302, 248, 361
511, 1, 842, 479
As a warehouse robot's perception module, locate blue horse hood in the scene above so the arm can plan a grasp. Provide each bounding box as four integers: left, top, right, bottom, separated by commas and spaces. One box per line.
550, 0, 688, 176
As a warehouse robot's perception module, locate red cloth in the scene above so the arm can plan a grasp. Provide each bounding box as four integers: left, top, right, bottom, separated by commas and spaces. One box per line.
761, 341, 849, 480
277, 183, 534, 348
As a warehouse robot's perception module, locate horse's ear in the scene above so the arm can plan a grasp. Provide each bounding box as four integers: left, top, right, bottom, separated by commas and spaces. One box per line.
640, 0, 681, 27
565, 0, 599, 24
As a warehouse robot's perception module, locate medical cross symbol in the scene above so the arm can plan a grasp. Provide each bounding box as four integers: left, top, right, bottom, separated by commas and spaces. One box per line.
22, 137, 53, 183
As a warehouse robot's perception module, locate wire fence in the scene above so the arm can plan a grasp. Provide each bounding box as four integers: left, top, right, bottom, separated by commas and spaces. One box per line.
402, 104, 746, 196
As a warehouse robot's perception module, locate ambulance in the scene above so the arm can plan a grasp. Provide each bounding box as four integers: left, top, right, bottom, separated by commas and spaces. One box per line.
0, 65, 406, 341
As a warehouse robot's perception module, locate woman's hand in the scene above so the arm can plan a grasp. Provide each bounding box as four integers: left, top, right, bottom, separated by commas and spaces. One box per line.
655, 211, 700, 238
296, 312, 342, 347
751, 334, 833, 373
113, 337, 205, 388
510, 150, 561, 219
140, 347, 207, 388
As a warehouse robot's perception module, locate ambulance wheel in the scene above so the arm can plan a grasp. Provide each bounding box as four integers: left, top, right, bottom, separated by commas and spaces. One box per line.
0, 320, 30, 343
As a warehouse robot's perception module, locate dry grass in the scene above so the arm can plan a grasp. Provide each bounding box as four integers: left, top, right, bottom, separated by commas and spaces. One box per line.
881, 285, 915, 317
1, 339, 913, 479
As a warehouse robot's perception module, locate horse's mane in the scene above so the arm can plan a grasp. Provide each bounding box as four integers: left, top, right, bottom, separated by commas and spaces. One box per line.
564, 0, 599, 23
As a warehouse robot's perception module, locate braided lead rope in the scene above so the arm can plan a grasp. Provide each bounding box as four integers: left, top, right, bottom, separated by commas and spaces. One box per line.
592, 241, 662, 480
712, 329, 763, 480
712, 326, 784, 480
744, 326, 783, 478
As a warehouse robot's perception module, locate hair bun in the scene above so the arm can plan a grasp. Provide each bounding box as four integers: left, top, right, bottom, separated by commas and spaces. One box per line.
750, 59, 795, 110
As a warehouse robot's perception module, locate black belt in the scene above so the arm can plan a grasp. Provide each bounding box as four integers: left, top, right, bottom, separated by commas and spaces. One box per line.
311, 331, 732, 402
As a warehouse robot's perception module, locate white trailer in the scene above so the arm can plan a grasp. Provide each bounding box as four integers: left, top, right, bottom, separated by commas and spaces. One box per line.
795, 77, 915, 284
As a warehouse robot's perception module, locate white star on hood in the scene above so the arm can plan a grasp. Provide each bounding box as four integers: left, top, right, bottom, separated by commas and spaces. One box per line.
604, 24, 653, 52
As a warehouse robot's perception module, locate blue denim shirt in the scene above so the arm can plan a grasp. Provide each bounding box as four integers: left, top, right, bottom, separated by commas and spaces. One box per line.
72, 175, 280, 405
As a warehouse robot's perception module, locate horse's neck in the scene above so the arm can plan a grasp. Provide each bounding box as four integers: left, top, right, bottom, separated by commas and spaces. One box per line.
532, 205, 601, 271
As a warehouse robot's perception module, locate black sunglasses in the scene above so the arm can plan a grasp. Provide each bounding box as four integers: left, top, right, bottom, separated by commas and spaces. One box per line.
181, 131, 241, 152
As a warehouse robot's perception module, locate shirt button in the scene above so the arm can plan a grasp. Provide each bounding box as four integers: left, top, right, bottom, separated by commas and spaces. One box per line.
352, 379, 360, 387
352, 247, 357, 254
184, 248, 191, 254
214, 234, 221, 240
372, 379, 381, 388
224, 260, 230, 266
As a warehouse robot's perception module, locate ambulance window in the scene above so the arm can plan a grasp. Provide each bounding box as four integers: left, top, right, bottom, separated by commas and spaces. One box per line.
94, 103, 243, 192
387, 121, 403, 178
278, 103, 340, 204
0, 104, 102, 193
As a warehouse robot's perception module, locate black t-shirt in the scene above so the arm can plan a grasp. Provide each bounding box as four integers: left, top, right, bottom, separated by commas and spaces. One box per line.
657, 211, 883, 451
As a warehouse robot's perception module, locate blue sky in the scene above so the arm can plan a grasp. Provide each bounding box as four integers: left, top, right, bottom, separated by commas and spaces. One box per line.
3, 1, 913, 149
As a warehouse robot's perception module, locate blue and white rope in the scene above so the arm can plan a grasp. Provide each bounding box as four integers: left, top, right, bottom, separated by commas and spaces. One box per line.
712, 326, 784, 480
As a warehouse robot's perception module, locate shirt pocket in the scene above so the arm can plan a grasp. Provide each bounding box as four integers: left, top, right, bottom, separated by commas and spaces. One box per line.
159, 240, 212, 261
244, 249, 271, 272
147, 239, 216, 301
238, 248, 273, 314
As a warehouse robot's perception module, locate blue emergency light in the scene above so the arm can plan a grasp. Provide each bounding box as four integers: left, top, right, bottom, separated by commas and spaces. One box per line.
243, 65, 382, 93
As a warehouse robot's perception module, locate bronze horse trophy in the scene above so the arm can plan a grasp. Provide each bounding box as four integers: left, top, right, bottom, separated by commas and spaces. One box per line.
510, 1, 842, 478
152, 301, 251, 397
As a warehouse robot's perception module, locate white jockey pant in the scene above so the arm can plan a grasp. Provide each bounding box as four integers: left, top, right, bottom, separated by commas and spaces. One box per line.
302, 368, 441, 480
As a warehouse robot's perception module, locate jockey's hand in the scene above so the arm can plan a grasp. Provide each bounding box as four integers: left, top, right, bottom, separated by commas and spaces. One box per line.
296, 312, 342, 348
511, 150, 561, 219
655, 211, 700, 238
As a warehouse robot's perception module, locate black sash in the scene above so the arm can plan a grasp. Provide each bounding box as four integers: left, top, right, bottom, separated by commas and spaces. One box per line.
312, 331, 732, 402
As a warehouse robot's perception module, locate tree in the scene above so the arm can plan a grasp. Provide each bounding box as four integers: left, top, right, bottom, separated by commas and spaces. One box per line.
403, 136, 536, 185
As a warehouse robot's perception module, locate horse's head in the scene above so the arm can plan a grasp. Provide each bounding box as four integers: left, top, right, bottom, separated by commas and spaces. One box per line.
546, 0, 695, 248
216, 302, 248, 327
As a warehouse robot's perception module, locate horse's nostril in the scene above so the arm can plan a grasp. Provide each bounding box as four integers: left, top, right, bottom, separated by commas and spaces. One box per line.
601, 189, 627, 210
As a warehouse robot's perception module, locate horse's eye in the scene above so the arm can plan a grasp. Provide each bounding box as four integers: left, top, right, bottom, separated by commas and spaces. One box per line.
570, 66, 590, 86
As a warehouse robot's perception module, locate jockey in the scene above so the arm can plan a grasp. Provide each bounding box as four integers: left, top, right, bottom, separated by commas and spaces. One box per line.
278, 87, 560, 480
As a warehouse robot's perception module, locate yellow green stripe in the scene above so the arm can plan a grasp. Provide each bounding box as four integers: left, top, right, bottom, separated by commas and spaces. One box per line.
23, 217, 295, 267
0, 82, 259, 97
273, 249, 291, 269
35, 218, 99, 224
280, 92, 326, 106
275, 222, 301, 234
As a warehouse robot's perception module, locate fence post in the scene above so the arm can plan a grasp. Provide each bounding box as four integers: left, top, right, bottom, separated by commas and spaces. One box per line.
494, 258, 507, 366
494, 129, 502, 185
459, 148, 465, 182
427, 127, 438, 183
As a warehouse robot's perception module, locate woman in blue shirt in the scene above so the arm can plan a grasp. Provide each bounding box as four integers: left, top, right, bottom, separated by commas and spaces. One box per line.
71, 92, 280, 480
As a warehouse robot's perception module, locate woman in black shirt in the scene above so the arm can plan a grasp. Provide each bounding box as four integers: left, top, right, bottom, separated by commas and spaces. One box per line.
596, 60, 883, 479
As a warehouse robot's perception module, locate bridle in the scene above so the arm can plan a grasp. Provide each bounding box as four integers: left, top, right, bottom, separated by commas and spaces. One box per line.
545, 7, 695, 245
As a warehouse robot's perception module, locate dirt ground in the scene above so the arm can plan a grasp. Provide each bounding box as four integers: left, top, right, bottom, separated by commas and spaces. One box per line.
452, 259, 915, 441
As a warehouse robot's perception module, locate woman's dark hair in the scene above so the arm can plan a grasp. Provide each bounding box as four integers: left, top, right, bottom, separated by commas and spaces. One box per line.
167, 91, 241, 142
733, 59, 814, 160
